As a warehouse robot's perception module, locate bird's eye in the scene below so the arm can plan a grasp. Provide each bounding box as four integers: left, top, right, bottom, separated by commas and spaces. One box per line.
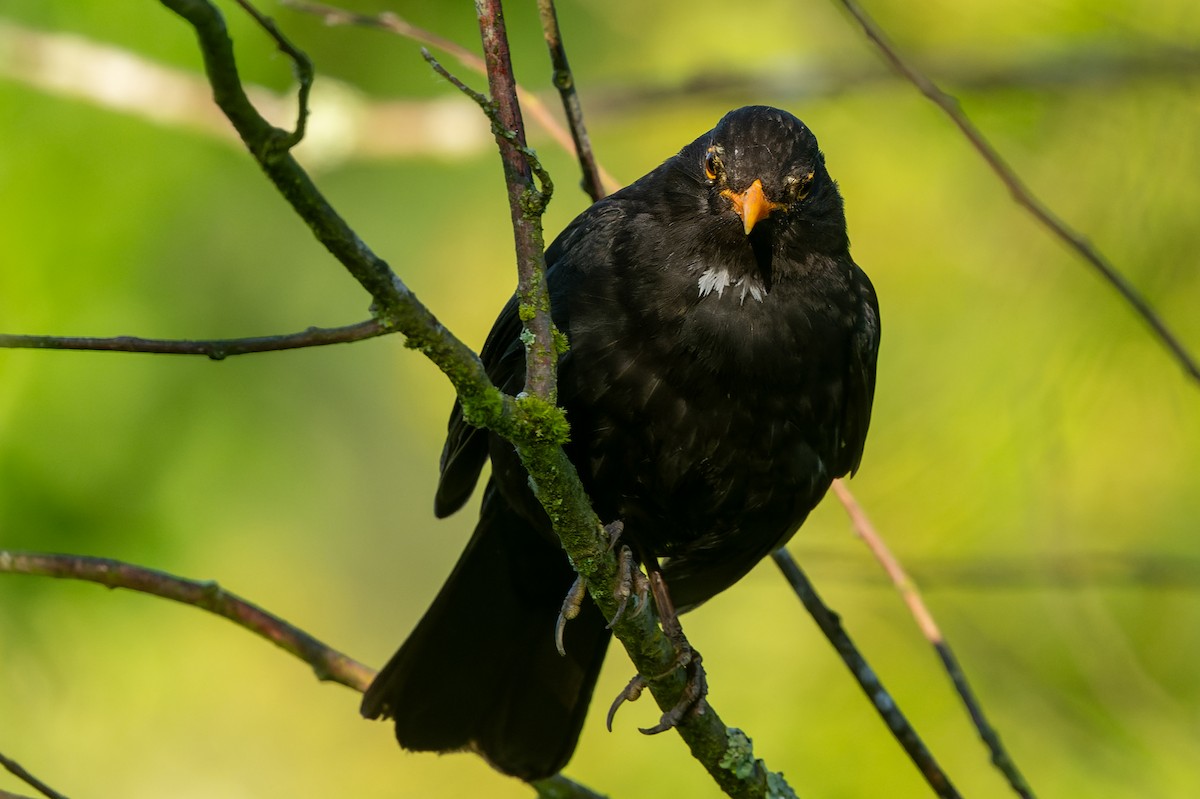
787, 170, 816, 201
703, 150, 722, 181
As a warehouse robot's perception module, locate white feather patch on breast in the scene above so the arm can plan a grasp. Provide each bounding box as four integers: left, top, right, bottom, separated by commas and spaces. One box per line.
696, 266, 765, 304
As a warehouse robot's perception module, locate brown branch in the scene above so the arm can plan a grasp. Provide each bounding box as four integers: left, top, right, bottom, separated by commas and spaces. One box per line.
0, 552, 608, 798
830, 480, 1036, 799
473, 0, 559, 403
833, 0, 1199, 385
0, 550, 375, 690
536, 0, 606, 202
770, 548, 960, 798
0, 752, 68, 799
0, 319, 391, 359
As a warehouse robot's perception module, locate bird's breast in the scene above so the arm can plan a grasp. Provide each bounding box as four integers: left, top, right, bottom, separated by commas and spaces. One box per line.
564, 279, 844, 555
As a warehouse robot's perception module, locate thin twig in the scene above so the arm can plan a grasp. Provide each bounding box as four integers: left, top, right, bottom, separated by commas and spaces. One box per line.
231, 0, 311, 147
0, 752, 68, 799
536, 0, 606, 202
472, 0, 557, 403
0, 551, 375, 690
833, 0, 1199, 385
281, 0, 619, 196
770, 548, 961, 799
830, 480, 1036, 799
0, 319, 391, 358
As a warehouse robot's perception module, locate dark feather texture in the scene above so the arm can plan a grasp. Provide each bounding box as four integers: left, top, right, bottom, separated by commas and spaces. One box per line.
362, 106, 880, 779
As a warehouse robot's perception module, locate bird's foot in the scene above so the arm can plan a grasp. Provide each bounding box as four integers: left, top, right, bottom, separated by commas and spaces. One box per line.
640, 650, 708, 735
555, 520, 648, 655
605, 649, 708, 735
607, 543, 650, 629
605, 568, 709, 734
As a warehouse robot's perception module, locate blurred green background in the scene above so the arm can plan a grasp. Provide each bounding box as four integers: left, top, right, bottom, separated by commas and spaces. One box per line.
2, 1, 1198, 797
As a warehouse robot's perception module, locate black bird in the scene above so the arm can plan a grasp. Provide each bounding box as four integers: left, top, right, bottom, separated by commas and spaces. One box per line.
361, 105, 880, 780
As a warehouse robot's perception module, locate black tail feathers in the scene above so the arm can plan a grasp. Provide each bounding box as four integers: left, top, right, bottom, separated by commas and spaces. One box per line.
361, 485, 610, 780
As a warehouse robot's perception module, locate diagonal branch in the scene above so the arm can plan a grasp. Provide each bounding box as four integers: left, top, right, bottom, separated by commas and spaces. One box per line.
0, 751, 68, 799
536, 0, 606, 202
0, 319, 391, 358
833, 0, 1199, 384
472, 0, 557, 402
771, 548, 960, 798
829, 481, 1036, 798
0, 550, 375, 691
0, 551, 605, 799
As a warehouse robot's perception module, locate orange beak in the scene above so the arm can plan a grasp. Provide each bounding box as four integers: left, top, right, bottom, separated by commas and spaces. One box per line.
722, 179, 784, 235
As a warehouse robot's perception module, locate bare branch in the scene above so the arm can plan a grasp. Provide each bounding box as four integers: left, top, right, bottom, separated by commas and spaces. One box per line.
0, 551, 375, 690
833, 0, 1199, 385
770, 548, 961, 799
0, 552, 609, 797
0, 752, 68, 799
536, 0, 606, 202
0, 319, 391, 359
829, 480, 1036, 799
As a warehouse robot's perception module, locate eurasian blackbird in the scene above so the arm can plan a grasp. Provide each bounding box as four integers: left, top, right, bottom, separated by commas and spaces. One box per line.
361, 105, 880, 780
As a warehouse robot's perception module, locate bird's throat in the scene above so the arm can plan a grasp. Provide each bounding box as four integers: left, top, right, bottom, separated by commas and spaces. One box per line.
748, 228, 774, 292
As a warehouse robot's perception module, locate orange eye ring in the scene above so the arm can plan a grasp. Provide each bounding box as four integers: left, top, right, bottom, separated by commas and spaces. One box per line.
704, 150, 721, 181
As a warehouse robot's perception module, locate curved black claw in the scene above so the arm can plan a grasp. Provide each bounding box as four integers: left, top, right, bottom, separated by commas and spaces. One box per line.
606, 673, 647, 732
554, 574, 588, 656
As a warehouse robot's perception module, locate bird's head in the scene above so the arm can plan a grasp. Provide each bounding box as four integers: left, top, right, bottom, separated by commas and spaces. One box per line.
696, 106, 847, 254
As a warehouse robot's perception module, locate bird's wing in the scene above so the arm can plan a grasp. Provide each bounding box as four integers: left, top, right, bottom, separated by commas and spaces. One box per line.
433, 199, 628, 518
433, 291, 524, 517
838, 267, 881, 477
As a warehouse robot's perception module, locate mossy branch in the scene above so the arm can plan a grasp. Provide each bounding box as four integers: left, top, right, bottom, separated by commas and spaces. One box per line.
154, 0, 792, 796
453, 2, 794, 796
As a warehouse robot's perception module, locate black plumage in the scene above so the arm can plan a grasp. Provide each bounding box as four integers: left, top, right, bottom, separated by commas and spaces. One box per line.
361, 105, 881, 780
